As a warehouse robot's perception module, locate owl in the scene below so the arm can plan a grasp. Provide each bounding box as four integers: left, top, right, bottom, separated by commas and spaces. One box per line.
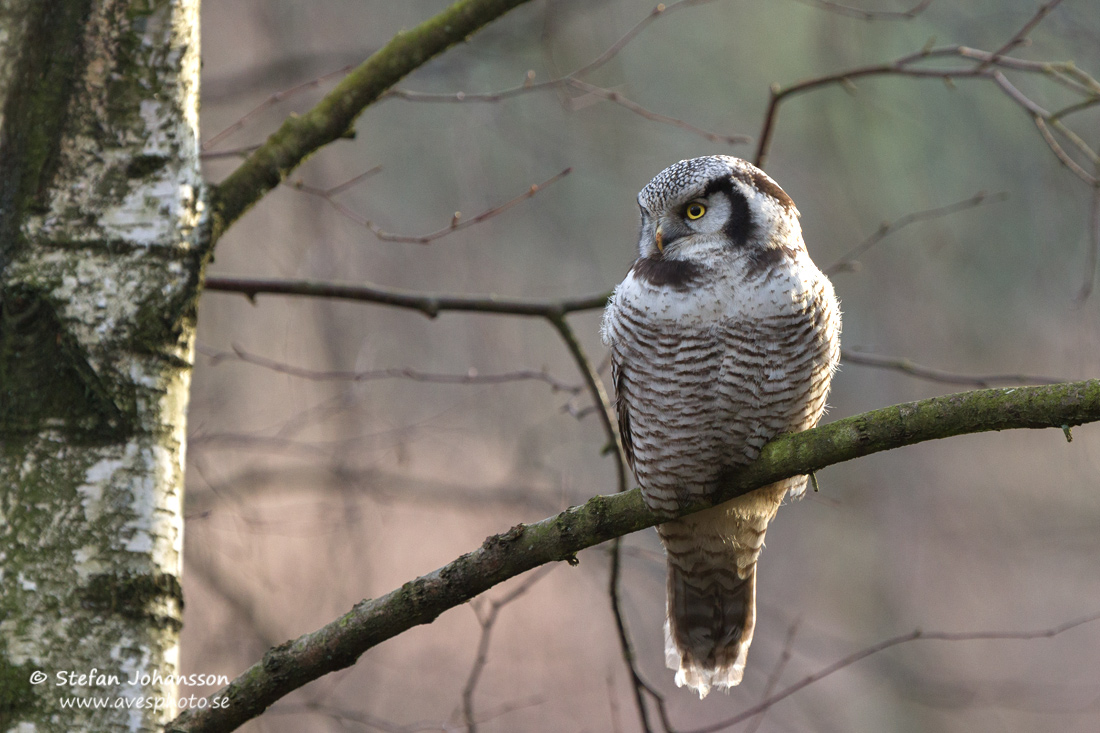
601, 156, 840, 698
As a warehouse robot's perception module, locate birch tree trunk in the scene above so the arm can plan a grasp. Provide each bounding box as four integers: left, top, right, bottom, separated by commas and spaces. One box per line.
0, 1, 202, 730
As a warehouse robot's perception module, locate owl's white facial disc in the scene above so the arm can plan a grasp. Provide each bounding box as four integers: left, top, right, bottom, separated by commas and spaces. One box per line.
635, 156, 802, 269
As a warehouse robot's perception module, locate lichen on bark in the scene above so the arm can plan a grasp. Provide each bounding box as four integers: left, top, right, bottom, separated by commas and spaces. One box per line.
0, 0, 203, 730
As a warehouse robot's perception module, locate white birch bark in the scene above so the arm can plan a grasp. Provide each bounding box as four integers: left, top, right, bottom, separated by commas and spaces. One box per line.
0, 1, 202, 730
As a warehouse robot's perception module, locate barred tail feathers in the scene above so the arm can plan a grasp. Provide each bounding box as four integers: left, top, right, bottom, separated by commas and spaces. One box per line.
658, 495, 780, 698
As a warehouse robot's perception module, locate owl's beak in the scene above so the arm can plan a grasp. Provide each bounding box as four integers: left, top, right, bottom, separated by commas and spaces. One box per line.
655, 224, 664, 253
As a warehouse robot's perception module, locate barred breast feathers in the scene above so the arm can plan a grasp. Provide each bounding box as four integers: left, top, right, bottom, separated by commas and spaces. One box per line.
603, 155, 841, 699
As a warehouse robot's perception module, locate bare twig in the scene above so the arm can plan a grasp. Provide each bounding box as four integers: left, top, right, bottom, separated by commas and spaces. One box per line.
687, 609, 1100, 733
573, 0, 721, 79
202, 65, 355, 152
384, 0, 749, 147
211, 0, 540, 244
754, 3, 1094, 171
291, 165, 383, 199
293, 168, 572, 244
791, 0, 932, 21
197, 342, 582, 394
463, 568, 555, 732
274, 699, 543, 733
546, 314, 628, 495
199, 144, 261, 161
975, 0, 1064, 73
744, 618, 800, 733
202, 276, 610, 318
608, 538, 658, 733
824, 191, 1008, 276
1075, 183, 1100, 304
841, 349, 1065, 388
564, 79, 748, 145
1032, 115, 1099, 186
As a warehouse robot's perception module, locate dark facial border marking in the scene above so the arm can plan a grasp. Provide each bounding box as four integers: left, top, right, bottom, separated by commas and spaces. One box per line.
631, 256, 705, 291
730, 168, 796, 212
701, 177, 755, 248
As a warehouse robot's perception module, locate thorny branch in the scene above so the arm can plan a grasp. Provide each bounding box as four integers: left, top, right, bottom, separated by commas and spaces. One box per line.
167, 380, 1100, 732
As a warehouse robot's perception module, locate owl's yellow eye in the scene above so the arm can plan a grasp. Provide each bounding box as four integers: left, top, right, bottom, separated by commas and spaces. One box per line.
686, 202, 706, 220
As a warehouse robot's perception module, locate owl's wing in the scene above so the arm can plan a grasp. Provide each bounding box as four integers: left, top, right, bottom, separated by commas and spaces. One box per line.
610, 352, 636, 471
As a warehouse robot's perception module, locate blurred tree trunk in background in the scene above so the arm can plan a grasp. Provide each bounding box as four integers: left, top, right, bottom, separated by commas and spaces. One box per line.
0, 1, 203, 730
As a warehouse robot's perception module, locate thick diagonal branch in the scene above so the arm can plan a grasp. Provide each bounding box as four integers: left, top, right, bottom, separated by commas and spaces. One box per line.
209, 0, 534, 244
166, 379, 1100, 733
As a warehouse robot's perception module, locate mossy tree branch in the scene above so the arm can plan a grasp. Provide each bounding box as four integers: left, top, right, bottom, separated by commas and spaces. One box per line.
208, 0, 535, 247
166, 379, 1100, 733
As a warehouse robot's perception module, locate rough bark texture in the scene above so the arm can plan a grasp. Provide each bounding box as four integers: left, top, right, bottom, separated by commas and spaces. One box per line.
0, 1, 203, 730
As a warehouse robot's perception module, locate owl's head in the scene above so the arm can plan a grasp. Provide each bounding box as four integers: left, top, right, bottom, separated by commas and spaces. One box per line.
635, 156, 803, 268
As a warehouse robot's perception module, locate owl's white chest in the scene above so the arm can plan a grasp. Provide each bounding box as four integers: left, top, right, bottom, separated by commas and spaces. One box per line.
601, 250, 838, 510
607, 257, 813, 330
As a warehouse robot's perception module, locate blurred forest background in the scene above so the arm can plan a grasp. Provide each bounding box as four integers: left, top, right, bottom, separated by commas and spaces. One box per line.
185, 1, 1100, 731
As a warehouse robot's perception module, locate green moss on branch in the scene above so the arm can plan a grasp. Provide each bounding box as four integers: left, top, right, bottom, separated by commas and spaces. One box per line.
209, 0, 535, 246
167, 379, 1100, 733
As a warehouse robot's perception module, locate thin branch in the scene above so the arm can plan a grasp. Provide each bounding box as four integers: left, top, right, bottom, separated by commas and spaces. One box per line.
202, 65, 356, 152
688, 609, 1100, 733
199, 144, 261, 161
1032, 115, 1099, 186
824, 191, 1008, 276
790, 0, 932, 21
291, 165, 384, 198
462, 568, 555, 732
202, 276, 611, 318
167, 380, 1100, 733
754, 1, 1093, 171
210, 0, 538, 244
1049, 96, 1100, 123
841, 349, 1065, 388
275, 699, 543, 733
564, 79, 749, 145
1074, 183, 1100, 304
197, 343, 582, 394
975, 0, 1064, 74
744, 618, 800, 733
294, 168, 572, 244
384, 1, 748, 147
608, 538, 657, 733
546, 314, 628, 494
200, 277, 626, 497
572, 0, 722, 79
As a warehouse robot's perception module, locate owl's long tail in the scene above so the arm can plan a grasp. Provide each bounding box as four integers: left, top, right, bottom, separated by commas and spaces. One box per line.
658, 496, 780, 699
